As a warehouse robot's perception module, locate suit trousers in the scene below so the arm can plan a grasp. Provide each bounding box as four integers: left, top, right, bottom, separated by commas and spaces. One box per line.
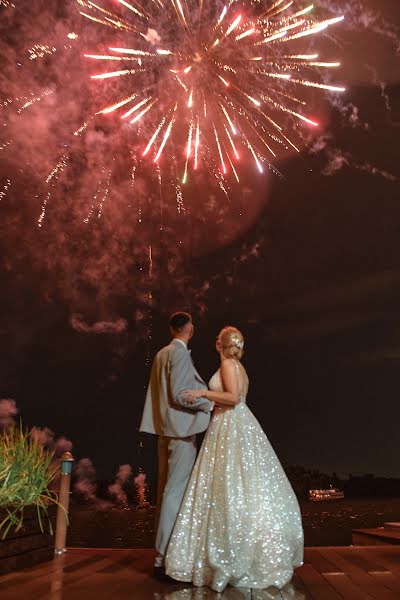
155, 435, 196, 564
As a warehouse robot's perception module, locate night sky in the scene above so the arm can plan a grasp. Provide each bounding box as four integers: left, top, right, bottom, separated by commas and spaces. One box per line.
0, 0, 399, 481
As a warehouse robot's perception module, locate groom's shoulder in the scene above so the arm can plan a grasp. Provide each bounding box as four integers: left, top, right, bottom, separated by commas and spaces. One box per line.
156, 340, 184, 361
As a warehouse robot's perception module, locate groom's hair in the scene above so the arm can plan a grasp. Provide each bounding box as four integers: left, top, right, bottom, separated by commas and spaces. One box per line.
169, 311, 192, 332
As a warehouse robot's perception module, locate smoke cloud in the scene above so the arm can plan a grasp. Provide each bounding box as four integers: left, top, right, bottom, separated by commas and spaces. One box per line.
74, 457, 99, 503
0, 398, 18, 429
108, 463, 132, 506
70, 314, 128, 334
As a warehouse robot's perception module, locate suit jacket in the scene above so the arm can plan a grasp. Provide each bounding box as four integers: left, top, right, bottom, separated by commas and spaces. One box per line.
139, 339, 213, 438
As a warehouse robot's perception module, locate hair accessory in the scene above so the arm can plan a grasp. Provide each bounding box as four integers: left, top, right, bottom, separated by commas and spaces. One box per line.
231, 334, 244, 350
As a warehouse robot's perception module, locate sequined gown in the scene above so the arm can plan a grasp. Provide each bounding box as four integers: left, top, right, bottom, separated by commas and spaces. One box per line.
165, 363, 304, 592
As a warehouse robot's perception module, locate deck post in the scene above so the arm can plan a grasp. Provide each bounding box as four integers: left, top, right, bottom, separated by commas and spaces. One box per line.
54, 451, 75, 556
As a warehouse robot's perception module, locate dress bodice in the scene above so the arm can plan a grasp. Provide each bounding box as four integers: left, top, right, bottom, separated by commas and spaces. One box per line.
209, 360, 248, 404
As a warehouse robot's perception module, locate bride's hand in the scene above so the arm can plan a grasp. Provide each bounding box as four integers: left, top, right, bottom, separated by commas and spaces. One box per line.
182, 389, 205, 403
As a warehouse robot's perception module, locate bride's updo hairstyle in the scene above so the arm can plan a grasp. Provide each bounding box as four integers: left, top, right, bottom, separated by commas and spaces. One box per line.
218, 326, 244, 360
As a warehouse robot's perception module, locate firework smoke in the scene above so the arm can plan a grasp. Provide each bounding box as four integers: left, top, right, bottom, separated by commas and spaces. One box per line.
134, 471, 150, 508
74, 457, 99, 502
70, 314, 128, 334
0, 398, 18, 429
108, 463, 132, 507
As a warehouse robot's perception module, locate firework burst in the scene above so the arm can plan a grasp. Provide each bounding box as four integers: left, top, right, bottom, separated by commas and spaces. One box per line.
80, 0, 345, 183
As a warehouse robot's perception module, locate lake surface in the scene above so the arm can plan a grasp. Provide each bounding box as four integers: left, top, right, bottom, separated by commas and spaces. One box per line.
67, 497, 400, 548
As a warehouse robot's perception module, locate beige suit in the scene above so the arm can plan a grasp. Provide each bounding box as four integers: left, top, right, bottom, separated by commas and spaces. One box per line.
140, 339, 213, 564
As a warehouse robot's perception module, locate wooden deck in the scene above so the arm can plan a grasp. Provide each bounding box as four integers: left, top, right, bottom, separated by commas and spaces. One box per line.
0, 546, 399, 599
353, 526, 400, 546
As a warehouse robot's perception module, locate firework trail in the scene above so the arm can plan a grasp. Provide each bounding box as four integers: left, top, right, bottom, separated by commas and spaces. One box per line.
80, 0, 345, 183
0, 178, 11, 201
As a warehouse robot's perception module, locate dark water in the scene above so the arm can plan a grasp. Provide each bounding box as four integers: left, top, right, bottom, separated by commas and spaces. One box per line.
301, 497, 400, 546
67, 497, 400, 548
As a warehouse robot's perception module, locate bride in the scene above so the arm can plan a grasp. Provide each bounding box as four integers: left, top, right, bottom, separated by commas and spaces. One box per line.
165, 326, 304, 592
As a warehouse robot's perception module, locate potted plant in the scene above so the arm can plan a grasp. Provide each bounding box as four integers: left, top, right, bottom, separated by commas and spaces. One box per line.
0, 425, 58, 574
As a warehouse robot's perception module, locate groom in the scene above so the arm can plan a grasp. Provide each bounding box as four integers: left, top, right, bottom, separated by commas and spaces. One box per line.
140, 312, 214, 577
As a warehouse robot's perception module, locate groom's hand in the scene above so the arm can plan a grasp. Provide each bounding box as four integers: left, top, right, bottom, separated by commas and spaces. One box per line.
182, 389, 205, 404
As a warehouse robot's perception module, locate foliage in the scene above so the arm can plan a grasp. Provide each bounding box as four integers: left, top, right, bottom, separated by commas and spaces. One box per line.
0, 424, 58, 539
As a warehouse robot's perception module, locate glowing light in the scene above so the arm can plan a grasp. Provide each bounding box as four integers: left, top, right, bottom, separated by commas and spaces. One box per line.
213, 126, 226, 174
28, 44, 57, 61
142, 117, 166, 156
263, 73, 291, 79
186, 124, 193, 159
309, 62, 341, 68
227, 153, 240, 182
154, 105, 177, 162
259, 31, 288, 45
98, 94, 137, 114
85, 53, 140, 61
121, 97, 150, 119
247, 94, 261, 107
246, 140, 263, 173
218, 75, 230, 87
130, 100, 156, 123
235, 28, 255, 41
74, 118, 92, 136
291, 79, 346, 92
38, 155, 69, 227
225, 15, 242, 37
91, 69, 136, 79
109, 47, 153, 56
285, 54, 319, 60
283, 109, 319, 126
224, 126, 239, 160
291, 4, 314, 18
216, 6, 227, 28
194, 120, 200, 169
220, 104, 237, 135
0, 179, 11, 203
275, 19, 306, 35
266, 0, 293, 18
182, 122, 193, 183
116, 0, 144, 18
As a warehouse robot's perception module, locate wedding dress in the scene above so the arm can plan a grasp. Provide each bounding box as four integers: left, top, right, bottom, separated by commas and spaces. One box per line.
165, 362, 304, 592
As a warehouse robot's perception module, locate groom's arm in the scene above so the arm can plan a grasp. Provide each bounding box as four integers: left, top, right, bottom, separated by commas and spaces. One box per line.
169, 347, 213, 413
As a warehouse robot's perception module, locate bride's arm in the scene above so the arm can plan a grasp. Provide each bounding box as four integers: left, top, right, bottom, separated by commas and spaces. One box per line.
185, 359, 240, 407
